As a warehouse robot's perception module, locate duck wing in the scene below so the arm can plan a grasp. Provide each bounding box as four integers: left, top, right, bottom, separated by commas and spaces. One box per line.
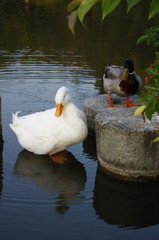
104, 65, 124, 80
10, 109, 66, 154
10, 109, 60, 138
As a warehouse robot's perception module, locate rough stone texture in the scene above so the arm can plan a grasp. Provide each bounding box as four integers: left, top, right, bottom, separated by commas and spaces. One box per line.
84, 94, 159, 181
84, 94, 139, 133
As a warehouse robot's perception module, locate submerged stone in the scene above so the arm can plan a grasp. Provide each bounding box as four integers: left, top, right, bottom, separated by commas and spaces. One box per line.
84, 94, 159, 182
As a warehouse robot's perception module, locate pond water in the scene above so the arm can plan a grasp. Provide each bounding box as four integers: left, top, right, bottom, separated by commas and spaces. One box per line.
1, 1, 159, 239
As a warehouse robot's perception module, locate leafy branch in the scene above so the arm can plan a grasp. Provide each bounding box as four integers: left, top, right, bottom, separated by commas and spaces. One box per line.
134, 26, 159, 121
67, 0, 159, 139
67, 0, 159, 34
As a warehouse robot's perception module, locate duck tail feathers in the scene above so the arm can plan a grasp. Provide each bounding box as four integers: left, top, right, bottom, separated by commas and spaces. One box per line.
12, 111, 21, 122
9, 111, 21, 132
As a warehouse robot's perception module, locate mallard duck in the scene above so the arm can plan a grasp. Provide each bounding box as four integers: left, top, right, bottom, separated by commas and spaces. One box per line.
10, 86, 88, 160
103, 58, 142, 107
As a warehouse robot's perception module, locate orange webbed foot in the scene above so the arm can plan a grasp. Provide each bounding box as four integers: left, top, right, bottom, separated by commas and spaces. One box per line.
109, 104, 118, 108
48, 150, 69, 164
108, 94, 118, 108
126, 97, 137, 108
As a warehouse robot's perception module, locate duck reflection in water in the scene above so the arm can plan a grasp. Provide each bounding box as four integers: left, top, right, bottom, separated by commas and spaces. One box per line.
93, 169, 159, 229
13, 150, 87, 214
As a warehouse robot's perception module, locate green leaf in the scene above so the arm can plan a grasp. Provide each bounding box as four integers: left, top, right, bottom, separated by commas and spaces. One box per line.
147, 77, 159, 88
145, 101, 156, 120
77, 0, 100, 23
134, 105, 147, 116
144, 26, 159, 34
137, 25, 159, 47
148, 0, 159, 19
156, 98, 159, 114
155, 52, 159, 58
146, 67, 158, 75
151, 25, 159, 32
67, 0, 82, 12
155, 60, 159, 73
154, 40, 159, 47
146, 76, 159, 86
145, 85, 159, 93
138, 93, 152, 100
155, 78, 159, 88
151, 79, 159, 88
153, 136, 159, 143
137, 35, 149, 44
102, 0, 121, 20
137, 92, 157, 105
127, 0, 142, 13
68, 10, 77, 35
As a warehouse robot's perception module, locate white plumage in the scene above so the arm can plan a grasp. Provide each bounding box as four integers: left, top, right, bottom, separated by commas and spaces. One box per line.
10, 86, 88, 155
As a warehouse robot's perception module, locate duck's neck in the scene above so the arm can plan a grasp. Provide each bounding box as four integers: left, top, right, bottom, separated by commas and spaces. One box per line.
63, 103, 80, 123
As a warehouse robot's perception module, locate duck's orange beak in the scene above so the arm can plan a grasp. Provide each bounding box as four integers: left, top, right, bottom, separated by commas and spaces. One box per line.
55, 103, 63, 117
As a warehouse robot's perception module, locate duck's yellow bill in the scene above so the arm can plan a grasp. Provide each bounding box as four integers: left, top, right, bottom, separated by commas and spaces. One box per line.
55, 103, 63, 117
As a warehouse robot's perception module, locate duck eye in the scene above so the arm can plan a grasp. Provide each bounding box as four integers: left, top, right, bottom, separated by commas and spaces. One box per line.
62, 94, 67, 103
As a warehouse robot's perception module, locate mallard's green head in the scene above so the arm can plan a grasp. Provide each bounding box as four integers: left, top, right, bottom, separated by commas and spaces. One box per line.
124, 58, 134, 73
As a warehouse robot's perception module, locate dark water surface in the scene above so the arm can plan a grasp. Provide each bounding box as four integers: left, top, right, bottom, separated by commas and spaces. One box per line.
1, 1, 159, 239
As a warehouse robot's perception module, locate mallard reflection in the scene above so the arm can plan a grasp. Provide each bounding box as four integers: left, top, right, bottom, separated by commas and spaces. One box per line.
93, 169, 159, 229
13, 150, 87, 214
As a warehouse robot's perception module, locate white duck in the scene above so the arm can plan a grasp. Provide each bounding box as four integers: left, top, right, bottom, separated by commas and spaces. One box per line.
10, 86, 88, 159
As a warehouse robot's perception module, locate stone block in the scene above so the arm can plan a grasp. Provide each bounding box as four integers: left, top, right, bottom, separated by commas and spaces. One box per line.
84, 94, 138, 133
84, 94, 159, 181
